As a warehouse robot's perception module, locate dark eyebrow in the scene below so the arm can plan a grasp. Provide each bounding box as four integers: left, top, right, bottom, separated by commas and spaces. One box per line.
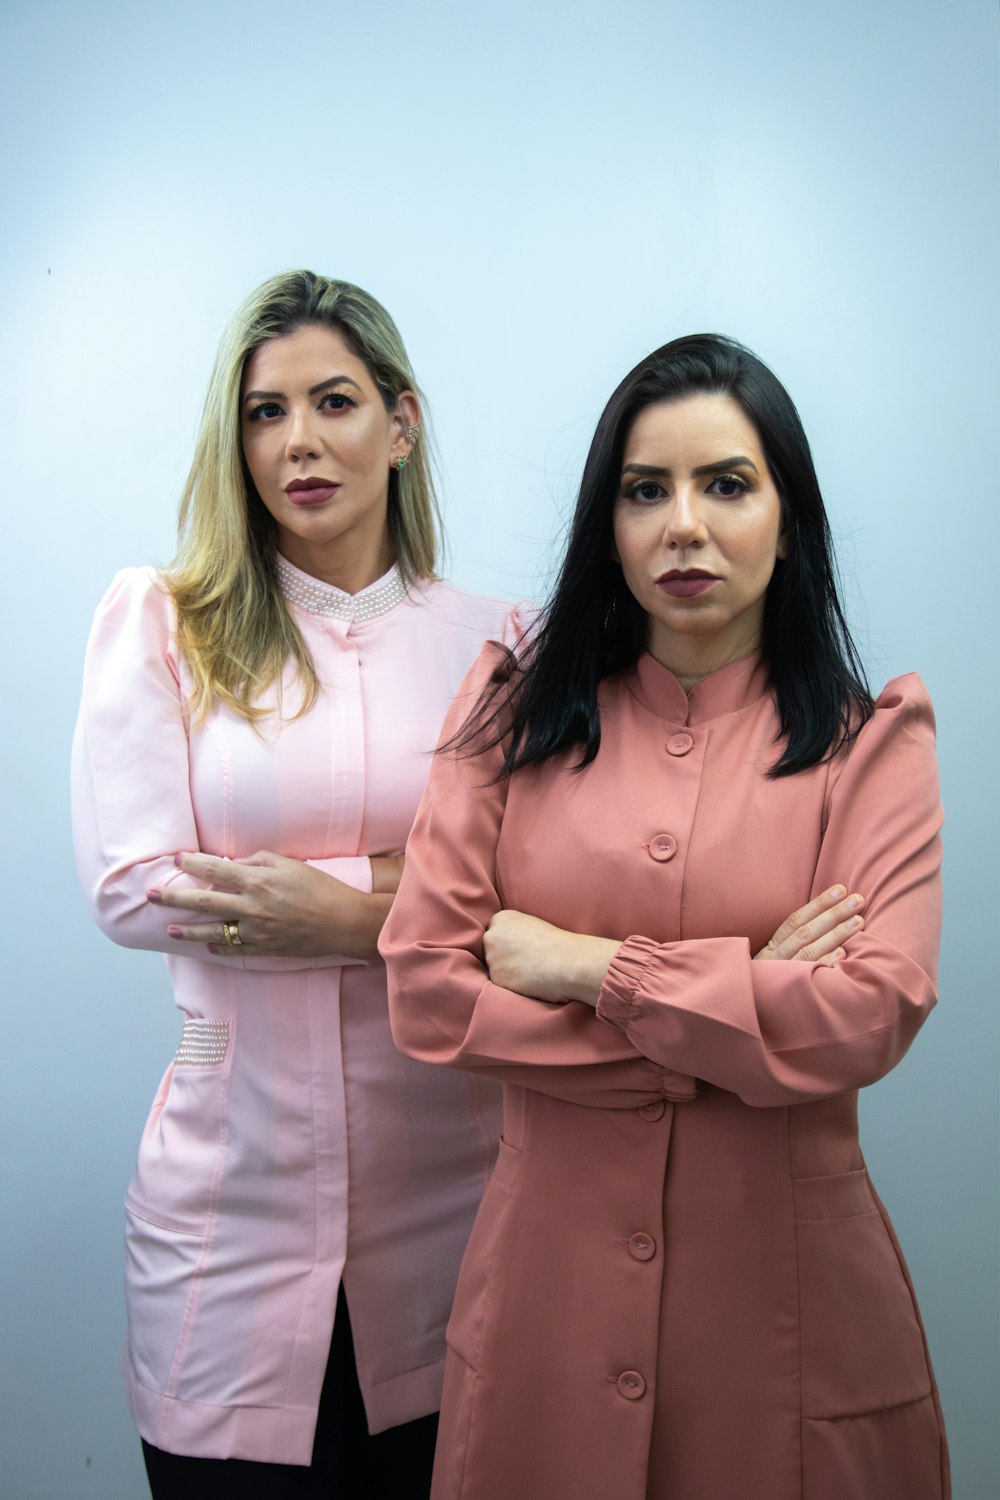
692, 455, 758, 477
621, 455, 759, 480
620, 463, 669, 479
242, 374, 363, 406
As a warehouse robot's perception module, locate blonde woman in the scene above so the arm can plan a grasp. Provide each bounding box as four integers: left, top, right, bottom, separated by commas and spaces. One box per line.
72, 271, 527, 1498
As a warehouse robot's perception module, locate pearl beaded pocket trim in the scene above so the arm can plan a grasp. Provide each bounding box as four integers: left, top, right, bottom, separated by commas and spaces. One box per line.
174, 1018, 230, 1066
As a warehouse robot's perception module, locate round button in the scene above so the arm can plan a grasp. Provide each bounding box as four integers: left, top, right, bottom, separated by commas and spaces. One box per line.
649, 833, 677, 862
627, 1232, 656, 1262
617, 1370, 646, 1400
639, 1100, 665, 1121
666, 733, 694, 757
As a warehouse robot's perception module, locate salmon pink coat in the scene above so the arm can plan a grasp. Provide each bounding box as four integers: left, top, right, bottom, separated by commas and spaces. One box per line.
72, 560, 524, 1464
382, 644, 949, 1500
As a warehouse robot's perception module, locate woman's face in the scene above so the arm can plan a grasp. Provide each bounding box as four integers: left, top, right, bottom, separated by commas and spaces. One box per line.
612, 393, 787, 685
240, 323, 417, 586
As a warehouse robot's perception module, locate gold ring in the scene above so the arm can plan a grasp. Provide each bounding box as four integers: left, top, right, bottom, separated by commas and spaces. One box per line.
222, 921, 242, 947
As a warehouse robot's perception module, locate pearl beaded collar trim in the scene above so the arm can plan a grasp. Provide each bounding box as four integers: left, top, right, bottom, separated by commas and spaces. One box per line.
275, 555, 408, 622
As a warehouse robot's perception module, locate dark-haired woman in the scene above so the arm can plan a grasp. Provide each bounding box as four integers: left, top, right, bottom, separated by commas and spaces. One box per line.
381, 336, 948, 1499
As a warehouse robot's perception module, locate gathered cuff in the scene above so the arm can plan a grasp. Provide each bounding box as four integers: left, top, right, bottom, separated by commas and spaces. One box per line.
596, 935, 660, 1030
597, 936, 699, 1102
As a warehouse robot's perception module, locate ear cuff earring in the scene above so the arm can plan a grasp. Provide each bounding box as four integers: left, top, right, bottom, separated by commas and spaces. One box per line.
394, 424, 419, 469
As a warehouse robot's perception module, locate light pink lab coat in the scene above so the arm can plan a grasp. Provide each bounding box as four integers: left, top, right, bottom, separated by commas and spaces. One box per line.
382, 645, 949, 1500
71, 559, 524, 1464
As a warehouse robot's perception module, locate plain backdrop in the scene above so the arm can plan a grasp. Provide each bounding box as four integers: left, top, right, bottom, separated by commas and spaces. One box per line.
1, 1, 997, 1495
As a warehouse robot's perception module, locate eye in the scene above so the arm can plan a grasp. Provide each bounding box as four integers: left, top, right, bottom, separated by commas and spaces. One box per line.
320, 391, 355, 412
246, 401, 283, 423
708, 473, 751, 498
623, 478, 666, 503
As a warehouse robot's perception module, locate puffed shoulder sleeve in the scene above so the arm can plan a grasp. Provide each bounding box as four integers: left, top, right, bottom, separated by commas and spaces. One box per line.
597, 676, 943, 1105
381, 642, 693, 1110
71, 568, 225, 956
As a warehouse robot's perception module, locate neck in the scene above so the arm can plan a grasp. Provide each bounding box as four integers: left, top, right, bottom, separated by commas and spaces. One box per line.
646, 627, 762, 694
278, 531, 396, 595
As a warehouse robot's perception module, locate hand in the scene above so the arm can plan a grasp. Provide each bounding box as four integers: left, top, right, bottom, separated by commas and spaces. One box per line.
484, 911, 619, 1007
147, 850, 392, 960
754, 884, 865, 966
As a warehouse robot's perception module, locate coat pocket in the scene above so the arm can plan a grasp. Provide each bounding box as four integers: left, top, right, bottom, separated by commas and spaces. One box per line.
124, 1205, 207, 1400
125, 1017, 233, 1234
793, 1169, 931, 1420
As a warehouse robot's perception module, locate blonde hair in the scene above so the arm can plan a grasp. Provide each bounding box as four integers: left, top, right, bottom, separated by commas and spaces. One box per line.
167, 270, 441, 723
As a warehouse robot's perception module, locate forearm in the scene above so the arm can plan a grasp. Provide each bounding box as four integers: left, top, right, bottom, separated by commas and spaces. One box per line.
596, 929, 937, 1105
385, 888, 693, 1108
388, 953, 693, 1108
337, 888, 395, 961
369, 855, 405, 896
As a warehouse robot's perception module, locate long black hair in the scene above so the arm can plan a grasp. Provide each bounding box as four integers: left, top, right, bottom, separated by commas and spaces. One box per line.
462, 334, 872, 779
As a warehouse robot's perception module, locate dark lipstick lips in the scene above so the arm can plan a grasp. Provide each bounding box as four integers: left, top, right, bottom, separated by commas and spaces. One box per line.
657, 570, 720, 598
285, 478, 339, 504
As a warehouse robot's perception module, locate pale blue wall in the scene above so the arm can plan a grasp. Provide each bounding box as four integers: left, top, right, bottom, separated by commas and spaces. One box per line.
1, 0, 996, 1494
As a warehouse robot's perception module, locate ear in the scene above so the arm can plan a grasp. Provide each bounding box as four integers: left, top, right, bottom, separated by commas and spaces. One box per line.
389, 390, 421, 463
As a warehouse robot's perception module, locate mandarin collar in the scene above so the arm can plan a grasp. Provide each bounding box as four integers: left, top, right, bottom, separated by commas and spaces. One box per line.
275, 554, 408, 622
623, 650, 771, 726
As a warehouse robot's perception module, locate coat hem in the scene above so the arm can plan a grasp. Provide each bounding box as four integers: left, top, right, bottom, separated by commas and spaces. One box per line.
362, 1355, 446, 1435
127, 1355, 446, 1462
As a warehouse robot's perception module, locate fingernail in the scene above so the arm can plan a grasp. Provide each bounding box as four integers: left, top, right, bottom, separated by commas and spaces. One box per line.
207, 944, 219, 954
174, 854, 184, 867
147, 889, 162, 903
830, 885, 845, 899
848, 915, 863, 929
166, 925, 182, 939
847, 894, 863, 910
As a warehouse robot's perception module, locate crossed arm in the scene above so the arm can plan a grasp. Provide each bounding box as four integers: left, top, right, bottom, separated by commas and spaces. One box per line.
483, 885, 865, 1004
146, 858, 858, 968
147, 851, 405, 961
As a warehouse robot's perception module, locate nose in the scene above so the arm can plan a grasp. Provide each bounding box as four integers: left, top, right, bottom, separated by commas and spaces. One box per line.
284, 405, 322, 461
664, 486, 707, 549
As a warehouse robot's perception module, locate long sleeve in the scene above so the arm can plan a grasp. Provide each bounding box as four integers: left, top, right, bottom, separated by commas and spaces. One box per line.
382, 645, 696, 1109
71, 569, 371, 971
597, 676, 943, 1105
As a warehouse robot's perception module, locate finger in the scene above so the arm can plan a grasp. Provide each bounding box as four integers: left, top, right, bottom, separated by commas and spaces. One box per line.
166, 921, 233, 944
796, 894, 865, 944
761, 888, 839, 948
765, 885, 846, 950
792, 915, 864, 963
764, 889, 864, 959
149, 884, 241, 916
780, 900, 864, 958
167, 921, 257, 952
174, 852, 246, 890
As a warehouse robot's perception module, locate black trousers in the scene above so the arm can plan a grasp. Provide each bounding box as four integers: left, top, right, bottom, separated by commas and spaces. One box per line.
142, 1284, 438, 1499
